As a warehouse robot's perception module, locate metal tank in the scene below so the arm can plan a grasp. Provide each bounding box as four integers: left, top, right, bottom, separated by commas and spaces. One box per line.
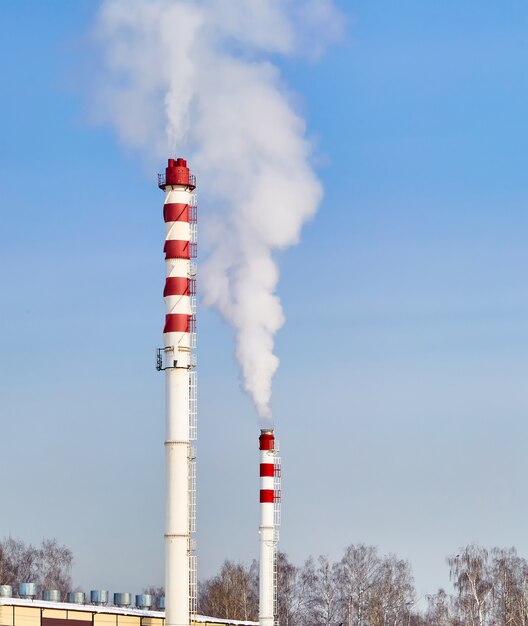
157, 596, 165, 610
42, 590, 61, 602
0, 586, 12, 598
113, 593, 131, 608
135, 594, 153, 609
19, 583, 37, 599
90, 590, 109, 605
67, 592, 85, 604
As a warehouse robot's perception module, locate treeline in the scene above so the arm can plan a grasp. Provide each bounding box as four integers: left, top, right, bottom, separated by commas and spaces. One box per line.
0, 537, 73, 597
198, 544, 528, 626
198, 545, 413, 624
5, 536, 528, 626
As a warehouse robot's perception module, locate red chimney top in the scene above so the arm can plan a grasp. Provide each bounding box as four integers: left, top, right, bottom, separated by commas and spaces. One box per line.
166, 157, 190, 186
259, 429, 275, 451
159, 157, 196, 190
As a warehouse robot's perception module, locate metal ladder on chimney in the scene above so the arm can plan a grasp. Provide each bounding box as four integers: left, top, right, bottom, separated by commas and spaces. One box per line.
273, 453, 281, 625
188, 241, 198, 624
188, 444, 197, 622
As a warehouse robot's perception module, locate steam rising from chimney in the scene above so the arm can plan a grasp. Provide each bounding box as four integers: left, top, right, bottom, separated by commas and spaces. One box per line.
94, 0, 343, 420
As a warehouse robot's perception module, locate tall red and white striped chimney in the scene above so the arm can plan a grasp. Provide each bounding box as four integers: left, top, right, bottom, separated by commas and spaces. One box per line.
158, 158, 198, 626
259, 429, 280, 626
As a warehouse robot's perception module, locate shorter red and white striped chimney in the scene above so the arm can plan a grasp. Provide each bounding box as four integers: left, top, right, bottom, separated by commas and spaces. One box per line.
259, 429, 280, 626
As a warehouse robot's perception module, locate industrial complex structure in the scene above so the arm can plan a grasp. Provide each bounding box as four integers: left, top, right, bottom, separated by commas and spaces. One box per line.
156, 158, 282, 626
0, 158, 280, 626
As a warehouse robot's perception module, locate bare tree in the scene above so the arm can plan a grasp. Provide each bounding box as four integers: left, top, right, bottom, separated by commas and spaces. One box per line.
334, 544, 414, 626
199, 560, 257, 621
374, 556, 414, 626
0, 537, 38, 585
337, 544, 382, 626
276, 552, 311, 626
424, 547, 528, 626
425, 589, 457, 626
302, 555, 341, 626
489, 547, 528, 626
36, 539, 73, 597
0, 537, 72, 597
449, 545, 494, 626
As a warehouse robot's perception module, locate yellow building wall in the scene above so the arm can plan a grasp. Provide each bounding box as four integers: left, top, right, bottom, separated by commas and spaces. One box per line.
65, 613, 91, 622
94, 614, 116, 626
116, 616, 139, 626
140, 618, 163, 626
0, 605, 14, 626
41, 611, 64, 620
13, 607, 39, 626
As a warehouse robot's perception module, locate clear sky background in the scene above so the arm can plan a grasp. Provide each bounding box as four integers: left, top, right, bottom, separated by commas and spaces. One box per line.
1, 0, 528, 602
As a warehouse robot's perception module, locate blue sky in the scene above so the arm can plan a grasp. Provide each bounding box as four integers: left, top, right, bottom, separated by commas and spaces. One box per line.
1, 0, 528, 601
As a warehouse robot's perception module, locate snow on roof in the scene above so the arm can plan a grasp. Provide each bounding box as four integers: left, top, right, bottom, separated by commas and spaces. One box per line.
194, 616, 258, 625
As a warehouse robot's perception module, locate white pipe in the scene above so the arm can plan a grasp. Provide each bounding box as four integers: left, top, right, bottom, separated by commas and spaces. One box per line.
165, 365, 190, 626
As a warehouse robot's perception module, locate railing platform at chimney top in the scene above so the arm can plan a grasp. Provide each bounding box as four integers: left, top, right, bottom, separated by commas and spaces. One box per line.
158, 173, 197, 189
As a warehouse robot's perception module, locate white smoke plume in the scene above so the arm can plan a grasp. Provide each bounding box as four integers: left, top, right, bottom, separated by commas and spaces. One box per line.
94, 0, 343, 421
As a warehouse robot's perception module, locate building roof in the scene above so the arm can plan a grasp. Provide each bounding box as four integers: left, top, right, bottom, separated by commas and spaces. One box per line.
0, 597, 258, 626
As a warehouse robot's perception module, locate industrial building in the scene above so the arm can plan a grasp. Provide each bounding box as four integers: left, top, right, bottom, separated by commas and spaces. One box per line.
0, 598, 256, 626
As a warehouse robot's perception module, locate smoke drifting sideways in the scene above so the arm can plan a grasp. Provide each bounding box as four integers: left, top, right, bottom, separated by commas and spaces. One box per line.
93, 0, 344, 422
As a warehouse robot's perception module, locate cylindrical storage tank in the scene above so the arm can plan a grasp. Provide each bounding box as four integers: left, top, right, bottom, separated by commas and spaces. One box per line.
90, 590, 109, 605
67, 592, 85, 605
157, 596, 165, 610
0, 585, 13, 598
135, 594, 152, 609
19, 583, 37, 599
114, 593, 131, 608
42, 590, 61, 602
